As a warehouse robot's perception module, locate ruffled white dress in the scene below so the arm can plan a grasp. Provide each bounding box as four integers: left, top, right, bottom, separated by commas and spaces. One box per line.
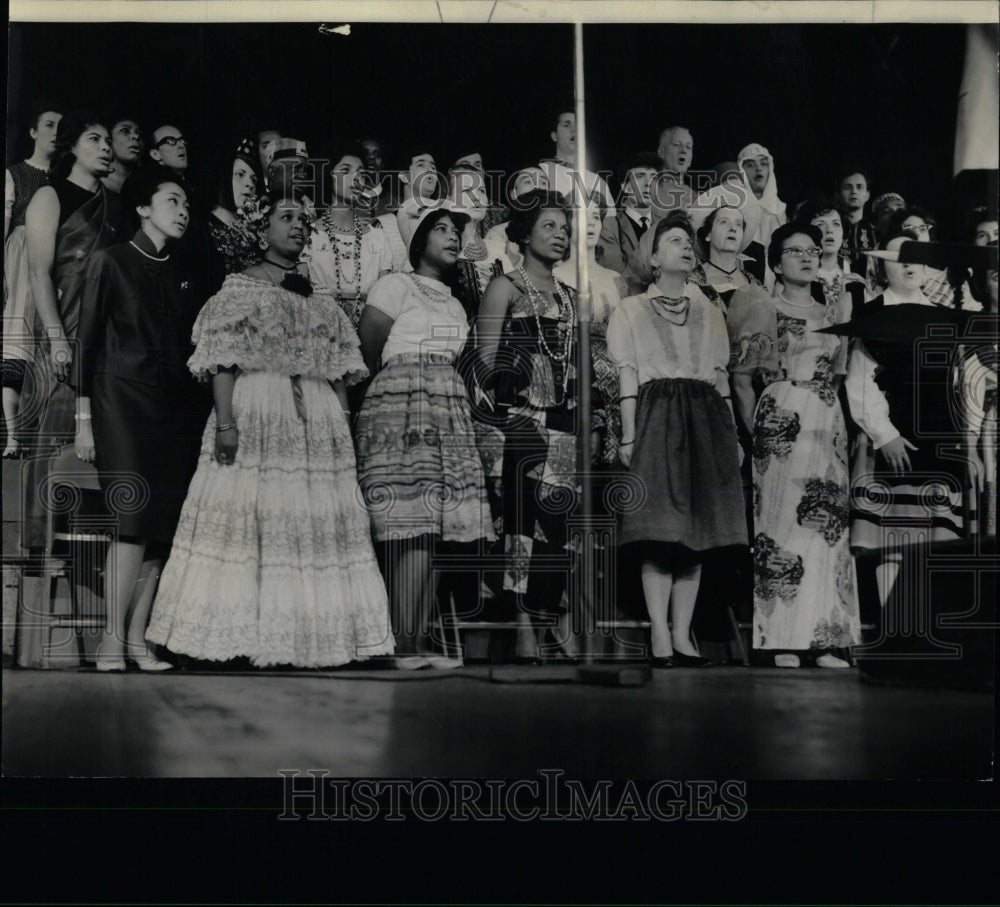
147, 273, 394, 667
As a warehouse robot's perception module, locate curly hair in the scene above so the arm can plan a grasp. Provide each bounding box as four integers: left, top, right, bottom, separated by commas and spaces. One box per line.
50, 110, 107, 181
504, 189, 572, 259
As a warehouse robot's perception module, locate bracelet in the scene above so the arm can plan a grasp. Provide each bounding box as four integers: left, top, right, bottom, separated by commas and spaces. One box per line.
618, 394, 637, 403
216, 422, 236, 432
74, 413, 92, 422
620, 439, 635, 446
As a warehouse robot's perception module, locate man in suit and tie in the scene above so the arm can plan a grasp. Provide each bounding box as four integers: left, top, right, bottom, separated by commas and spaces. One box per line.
597, 151, 661, 294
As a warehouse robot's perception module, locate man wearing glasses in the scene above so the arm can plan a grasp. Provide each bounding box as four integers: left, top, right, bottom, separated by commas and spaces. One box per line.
149, 124, 190, 180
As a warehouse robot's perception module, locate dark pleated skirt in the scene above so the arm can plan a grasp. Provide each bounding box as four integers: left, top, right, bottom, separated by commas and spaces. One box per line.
622, 377, 748, 551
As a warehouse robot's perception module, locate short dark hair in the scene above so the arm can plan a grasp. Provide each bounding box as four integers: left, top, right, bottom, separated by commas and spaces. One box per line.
794, 196, 848, 226
888, 206, 937, 241
617, 151, 662, 197
550, 105, 576, 137
408, 209, 470, 271
123, 165, 186, 210
651, 209, 696, 258
767, 222, 823, 272
51, 110, 107, 181
105, 109, 142, 132
837, 167, 872, 192
25, 99, 62, 133
505, 189, 572, 259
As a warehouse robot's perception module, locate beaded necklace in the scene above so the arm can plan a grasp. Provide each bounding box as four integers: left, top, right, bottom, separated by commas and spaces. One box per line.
322, 210, 363, 296
516, 265, 575, 364
410, 273, 455, 308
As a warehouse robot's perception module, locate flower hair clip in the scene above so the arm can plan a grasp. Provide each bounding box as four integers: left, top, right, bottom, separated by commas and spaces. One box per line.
235, 194, 272, 250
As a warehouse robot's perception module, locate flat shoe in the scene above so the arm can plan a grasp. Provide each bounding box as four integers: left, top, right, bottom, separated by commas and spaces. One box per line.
394, 655, 430, 671
126, 644, 173, 672
774, 653, 801, 668
94, 642, 126, 672
650, 656, 674, 669
816, 653, 850, 669
671, 651, 713, 667
424, 655, 464, 670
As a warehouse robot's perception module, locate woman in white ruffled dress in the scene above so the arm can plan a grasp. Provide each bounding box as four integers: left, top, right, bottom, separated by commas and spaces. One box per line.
147, 191, 394, 667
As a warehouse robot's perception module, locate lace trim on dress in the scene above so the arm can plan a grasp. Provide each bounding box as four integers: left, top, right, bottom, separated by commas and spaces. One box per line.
188, 273, 368, 385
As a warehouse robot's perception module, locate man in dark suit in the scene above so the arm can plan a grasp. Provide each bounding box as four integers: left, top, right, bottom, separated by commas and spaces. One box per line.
597, 151, 660, 295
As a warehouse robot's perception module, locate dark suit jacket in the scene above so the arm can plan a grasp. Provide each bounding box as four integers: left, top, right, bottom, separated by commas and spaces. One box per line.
597, 210, 649, 296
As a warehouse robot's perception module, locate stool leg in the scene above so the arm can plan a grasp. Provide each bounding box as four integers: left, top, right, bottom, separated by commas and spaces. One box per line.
727, 605, 749, 666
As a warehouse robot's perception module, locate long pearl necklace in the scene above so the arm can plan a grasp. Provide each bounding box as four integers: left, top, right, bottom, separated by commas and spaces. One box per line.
322, 210, 363, 295
516, 265, 575, 364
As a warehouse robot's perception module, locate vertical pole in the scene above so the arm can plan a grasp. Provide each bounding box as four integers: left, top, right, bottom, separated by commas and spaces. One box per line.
573, 22, 595, 658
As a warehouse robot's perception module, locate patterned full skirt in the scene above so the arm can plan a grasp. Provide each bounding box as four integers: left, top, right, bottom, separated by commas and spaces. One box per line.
355, 352, 494, 544
147, 371, 394, 667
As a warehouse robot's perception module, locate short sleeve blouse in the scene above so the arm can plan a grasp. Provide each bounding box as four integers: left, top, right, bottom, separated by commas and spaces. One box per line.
366, 272, 470, 361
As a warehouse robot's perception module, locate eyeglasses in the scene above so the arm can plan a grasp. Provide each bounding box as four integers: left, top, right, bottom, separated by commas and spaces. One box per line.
905, 223, 932, 234
154, 136, 188, 149
781, 246, 822, 259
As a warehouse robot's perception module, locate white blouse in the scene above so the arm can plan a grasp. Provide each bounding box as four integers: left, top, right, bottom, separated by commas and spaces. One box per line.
366, 272, 470, 362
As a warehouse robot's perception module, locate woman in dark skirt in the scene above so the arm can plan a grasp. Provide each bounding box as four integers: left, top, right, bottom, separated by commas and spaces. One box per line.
607, 211, 747, 667
74, 166, 206, 671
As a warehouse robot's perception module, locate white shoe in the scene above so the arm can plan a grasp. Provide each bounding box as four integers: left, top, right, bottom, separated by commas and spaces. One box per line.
816, 653, 850, 669
424, 655, 464, 670
394, 655, 430, 671
774, 653, 801, 668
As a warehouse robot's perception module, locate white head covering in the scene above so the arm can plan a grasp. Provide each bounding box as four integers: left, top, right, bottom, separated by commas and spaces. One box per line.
738, 143, 786, 224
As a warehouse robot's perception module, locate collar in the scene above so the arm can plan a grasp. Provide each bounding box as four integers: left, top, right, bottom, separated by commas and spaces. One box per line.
130, 229, 170, 261
644, 280, 696, 300
624, 207, 651, 225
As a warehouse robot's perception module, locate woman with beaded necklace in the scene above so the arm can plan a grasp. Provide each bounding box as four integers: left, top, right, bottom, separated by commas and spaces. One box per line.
607, 210, 747, 667
306, 149, 393, 332
476, 189, 582, 663
147, 189, 393, 668
355, 208, 493, 669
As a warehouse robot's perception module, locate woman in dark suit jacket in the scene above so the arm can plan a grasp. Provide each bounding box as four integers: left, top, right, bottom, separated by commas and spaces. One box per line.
73, 166, 206, 671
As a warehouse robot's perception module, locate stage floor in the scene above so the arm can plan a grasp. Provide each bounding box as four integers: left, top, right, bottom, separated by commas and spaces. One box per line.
2, 665, 993, 779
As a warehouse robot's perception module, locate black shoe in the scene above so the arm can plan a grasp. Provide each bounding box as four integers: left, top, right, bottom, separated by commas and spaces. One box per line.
650, 656, 674, 669
671, 652, 712, 667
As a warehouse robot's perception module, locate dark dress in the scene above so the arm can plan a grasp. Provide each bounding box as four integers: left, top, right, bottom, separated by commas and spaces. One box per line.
76, 230, 208, 543
19, 181, 126, 548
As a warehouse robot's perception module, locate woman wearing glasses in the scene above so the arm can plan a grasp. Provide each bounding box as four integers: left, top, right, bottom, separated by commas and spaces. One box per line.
729, 223, 859, 668
607, 211, 746, 667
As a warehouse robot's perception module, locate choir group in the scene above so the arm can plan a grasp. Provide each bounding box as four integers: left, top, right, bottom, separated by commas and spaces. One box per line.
3, 102, 997, 671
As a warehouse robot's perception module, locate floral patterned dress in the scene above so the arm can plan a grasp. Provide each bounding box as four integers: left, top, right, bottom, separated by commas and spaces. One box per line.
729, 291, 861, 651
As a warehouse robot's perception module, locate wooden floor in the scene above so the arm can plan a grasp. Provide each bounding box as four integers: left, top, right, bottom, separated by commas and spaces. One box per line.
3, 665, 992, 778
